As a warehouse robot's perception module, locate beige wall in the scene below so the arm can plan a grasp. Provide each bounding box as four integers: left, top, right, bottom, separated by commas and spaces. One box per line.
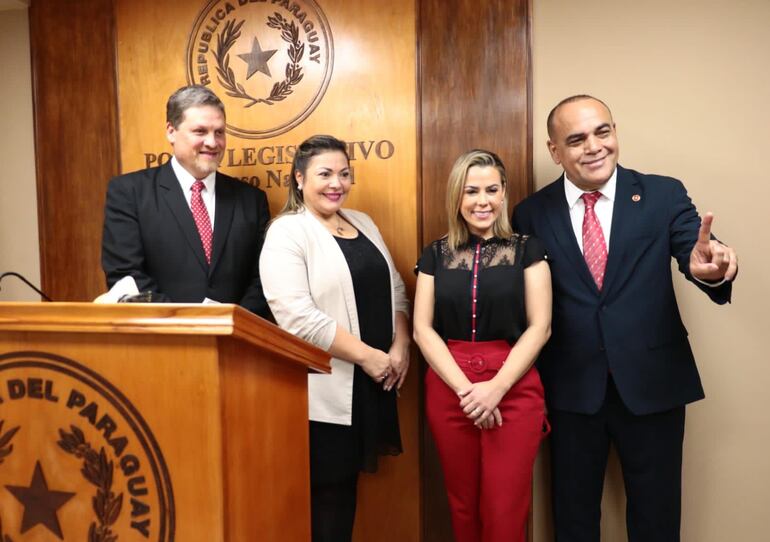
0, 1, 30, 9
0, 6, 39, 301
532, 1, 770, 540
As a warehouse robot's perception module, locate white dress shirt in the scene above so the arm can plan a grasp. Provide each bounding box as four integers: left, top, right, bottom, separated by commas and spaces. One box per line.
171, 156, 216, 226
564, 168, 617, 253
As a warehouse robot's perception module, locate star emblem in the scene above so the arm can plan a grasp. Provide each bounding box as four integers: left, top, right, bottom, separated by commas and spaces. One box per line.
5, 461, 75, 539
238, 37, 277, 79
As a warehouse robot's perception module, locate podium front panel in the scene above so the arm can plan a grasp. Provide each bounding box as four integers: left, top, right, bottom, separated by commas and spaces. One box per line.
0, 328, 311, 541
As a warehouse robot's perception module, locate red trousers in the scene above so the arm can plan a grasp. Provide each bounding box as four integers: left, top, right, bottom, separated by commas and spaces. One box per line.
426, 340, 548, 542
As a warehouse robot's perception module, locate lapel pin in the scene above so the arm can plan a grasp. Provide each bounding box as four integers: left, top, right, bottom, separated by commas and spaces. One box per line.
632, 194, 641, 202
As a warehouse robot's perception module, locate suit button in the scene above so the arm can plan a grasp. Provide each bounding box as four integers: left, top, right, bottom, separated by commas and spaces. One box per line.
599, 345, 606, 352
601, 305, 607, 312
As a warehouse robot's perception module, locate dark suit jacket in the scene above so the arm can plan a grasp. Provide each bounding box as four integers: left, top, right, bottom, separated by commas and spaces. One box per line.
102, 162, 271, 317
512, 165, 731, 416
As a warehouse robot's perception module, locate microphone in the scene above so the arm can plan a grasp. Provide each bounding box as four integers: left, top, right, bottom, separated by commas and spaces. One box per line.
0, 272, 53, 302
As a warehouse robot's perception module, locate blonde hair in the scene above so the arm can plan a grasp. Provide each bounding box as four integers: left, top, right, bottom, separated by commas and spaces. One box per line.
446, 149, 512, 250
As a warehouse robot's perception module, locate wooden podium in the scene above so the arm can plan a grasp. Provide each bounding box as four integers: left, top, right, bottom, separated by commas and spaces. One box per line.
0, 302, 329, 542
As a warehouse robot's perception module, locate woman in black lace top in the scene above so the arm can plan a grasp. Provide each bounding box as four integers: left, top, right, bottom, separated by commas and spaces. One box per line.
414, 150, 552, 542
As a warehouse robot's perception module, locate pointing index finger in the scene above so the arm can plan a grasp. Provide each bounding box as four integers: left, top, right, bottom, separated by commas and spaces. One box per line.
697, 212, 714, 245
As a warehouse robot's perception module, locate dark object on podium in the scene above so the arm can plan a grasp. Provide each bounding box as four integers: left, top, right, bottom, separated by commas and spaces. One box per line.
118, 291, 158, 303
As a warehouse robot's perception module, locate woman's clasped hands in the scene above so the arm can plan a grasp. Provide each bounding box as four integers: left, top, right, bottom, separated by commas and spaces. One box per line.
360, 347, 406, 392
458, 379, 506, 429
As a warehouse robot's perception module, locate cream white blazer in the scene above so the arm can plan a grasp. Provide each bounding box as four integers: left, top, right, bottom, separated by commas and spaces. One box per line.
259, 207, 409, 425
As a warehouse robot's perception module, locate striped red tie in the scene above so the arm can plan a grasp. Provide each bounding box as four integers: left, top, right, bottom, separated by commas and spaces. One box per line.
581, 191, 607, 289
191, 180, 213, 264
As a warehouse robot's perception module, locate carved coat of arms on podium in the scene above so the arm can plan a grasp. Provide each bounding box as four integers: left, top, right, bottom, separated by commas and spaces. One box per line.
0, 353, 174, 541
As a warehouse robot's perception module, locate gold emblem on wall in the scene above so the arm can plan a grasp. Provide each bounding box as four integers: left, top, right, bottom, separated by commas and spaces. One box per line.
0, 352, 174, 541
187, 0, 334, 139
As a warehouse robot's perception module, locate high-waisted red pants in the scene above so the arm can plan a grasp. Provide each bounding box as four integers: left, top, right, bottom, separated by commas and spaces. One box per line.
426, 340, 548, 542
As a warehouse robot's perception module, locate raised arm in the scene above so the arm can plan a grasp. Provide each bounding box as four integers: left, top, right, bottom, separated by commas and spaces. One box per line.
669, 179, 734, 303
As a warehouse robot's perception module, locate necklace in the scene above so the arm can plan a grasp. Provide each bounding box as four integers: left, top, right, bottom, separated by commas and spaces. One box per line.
335, 214, 345, 235
311, 209, 351, 237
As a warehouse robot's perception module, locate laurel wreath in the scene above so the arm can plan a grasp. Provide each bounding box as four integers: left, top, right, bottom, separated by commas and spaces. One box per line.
58, 425, 123, 542
214, 13, 304, 107
0, 420, 19, 466
0, 420, 20, 542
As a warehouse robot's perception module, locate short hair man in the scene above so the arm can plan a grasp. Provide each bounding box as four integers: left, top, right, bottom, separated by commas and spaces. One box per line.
102, 85, 271, 316
513, 95, 738, 541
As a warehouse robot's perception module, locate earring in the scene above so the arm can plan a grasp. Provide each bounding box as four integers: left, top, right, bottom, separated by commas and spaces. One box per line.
297, 184, 303, 191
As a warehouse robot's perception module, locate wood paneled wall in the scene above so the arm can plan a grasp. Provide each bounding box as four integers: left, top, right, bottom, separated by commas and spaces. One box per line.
418, 1, 532, 540
419, 0, 532, 246
30, 0, 532, 539
30, 0, 120, 301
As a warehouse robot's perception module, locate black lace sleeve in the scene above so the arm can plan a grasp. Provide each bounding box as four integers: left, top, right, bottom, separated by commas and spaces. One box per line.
521, 235, 547, 268
416, 242, 437, 276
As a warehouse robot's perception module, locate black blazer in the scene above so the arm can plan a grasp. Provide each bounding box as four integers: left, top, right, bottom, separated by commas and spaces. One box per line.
512, 165, 731, 416
101, 162, 271, 317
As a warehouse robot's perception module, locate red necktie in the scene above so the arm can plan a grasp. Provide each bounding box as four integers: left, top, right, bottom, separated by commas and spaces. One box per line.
191, 180, 213, 264
581, 191, 607, 289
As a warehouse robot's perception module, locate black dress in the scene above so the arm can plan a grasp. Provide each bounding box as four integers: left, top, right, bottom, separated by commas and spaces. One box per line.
309, 232, 402, 488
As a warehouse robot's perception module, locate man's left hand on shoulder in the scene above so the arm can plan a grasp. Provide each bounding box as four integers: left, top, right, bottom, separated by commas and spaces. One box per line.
689, 212, 739, 283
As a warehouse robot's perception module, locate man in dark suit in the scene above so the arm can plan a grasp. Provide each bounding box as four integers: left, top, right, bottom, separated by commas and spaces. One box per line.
102, 85, 271, 317
512, 95, 738, 541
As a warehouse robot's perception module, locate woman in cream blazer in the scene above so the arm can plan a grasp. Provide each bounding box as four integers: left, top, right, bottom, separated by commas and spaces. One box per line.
259, 135, 409, 542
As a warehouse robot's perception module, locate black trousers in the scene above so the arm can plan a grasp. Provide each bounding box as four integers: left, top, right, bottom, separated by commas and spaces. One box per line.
549, 376, 686, 542
310, 473, 359, 542
310, 421, 360, 542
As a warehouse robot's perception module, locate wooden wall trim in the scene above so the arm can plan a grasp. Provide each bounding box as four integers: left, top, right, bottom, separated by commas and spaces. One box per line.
526, 0, 534, 198
30, 0, 120, 301
415, 0, 427, 536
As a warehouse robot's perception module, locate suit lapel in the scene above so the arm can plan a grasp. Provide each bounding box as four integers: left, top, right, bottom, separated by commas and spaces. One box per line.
158, 162, 209, 272
542, 178, 598, 293
600, 166, 642, 298
210, 174, 234, 276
